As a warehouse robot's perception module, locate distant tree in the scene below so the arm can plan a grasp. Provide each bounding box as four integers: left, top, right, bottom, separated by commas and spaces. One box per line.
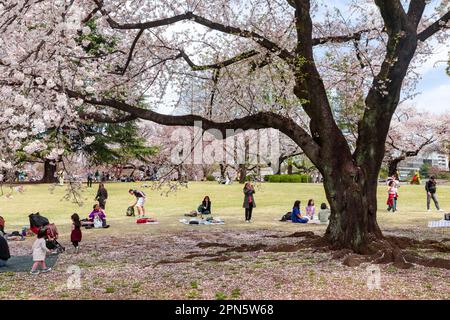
385, 106, 449, 176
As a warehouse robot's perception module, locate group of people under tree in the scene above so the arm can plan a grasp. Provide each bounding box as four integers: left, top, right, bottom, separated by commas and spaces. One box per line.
291, 199, 330, 224
1, 171, 446, 273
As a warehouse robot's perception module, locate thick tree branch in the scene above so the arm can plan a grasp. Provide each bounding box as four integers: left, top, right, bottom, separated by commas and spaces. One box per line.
65, 89, 321, 165
355, 0, 424, 172
93, 0, 294, 63
407, 0, 427, 28
417, 11, 450, 42
291, 0, 353, 162
79, 111, 137, 123
312, 29, 375, 45
179, 49, 259, 71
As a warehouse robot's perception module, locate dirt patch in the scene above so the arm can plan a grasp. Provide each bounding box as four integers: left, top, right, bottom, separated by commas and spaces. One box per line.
205, 255, 243, 262
184, 253, 219, 259
332, 249, 353, 260
197, 242, 232, 249
404, 253, 450, 269
220, 243, 268, 254
155, 258, 191, 265
265, 243, 303, 253
343, 254, 368, 267
284, 231, 317, 238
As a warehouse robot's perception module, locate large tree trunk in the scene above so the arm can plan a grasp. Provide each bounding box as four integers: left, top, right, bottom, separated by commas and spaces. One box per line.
323, 162, 383, 253
41, 159, 58, 183
287, 164, 293, 175
238, 164, 247, 184
219, 164, 227, 180
387, 157, 404, 177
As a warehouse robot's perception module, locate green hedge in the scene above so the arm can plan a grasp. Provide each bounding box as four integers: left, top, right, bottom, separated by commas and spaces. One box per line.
206, 175, 216, 181
265, 174, 309, 183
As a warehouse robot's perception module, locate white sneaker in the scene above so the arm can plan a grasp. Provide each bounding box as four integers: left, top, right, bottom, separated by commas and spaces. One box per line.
30, 270, 39, 275
427, 209, 431, 212
41, 268, 52, 273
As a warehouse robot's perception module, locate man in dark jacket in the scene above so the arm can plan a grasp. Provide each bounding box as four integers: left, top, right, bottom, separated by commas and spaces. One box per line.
425, 176, 442, 212
0, 234, 10, 267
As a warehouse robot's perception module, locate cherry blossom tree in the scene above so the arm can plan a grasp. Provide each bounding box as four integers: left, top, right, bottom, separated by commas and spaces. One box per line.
385, 105, 450, 177
0, 0, 449, 252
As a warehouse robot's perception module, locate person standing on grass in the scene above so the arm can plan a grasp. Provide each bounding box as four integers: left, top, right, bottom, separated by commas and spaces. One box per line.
129, 189, 147, 218
95, 183, 108, 210
425, 176, 443, 212
70, 213, 82, 253
243, 182, 256, 223
87, 171, 93, 188
387, 180, 398, 212
30, 228, 51, 274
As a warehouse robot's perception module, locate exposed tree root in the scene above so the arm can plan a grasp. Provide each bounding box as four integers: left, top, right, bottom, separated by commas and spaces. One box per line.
197, 242, 232, 249
156, 233, 449, 269
334, 236, 450, 269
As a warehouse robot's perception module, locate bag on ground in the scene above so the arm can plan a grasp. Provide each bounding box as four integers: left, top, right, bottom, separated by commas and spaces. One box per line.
126, 206, 135, 216
93, 216, 103, 228
280, 212, 292, 221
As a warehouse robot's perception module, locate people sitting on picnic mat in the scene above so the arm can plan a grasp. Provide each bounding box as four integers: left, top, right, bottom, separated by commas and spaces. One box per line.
0, 231, 11, 267
0, 216, 5, 237
291, 200, 309, 223
197, 196, 212, 217
0, 216, 25, 241
318, 203, 331, 224
82, 204, 110, 228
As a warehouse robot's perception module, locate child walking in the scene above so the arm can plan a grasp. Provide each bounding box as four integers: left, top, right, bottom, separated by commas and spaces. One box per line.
30, 228, 51, 274
387, 180, 398, 212
71, 213, 82, 253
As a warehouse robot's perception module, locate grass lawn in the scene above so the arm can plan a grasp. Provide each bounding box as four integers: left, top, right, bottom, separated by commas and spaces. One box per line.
1, 181, 448, 234
0, 182, 449, 300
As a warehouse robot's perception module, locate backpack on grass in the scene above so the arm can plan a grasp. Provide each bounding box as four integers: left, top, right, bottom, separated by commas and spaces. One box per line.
280, 212, 292, 222
126, 206, 135, 217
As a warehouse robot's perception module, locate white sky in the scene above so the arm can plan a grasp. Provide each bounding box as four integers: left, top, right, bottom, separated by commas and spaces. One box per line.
409, 43, 450, 114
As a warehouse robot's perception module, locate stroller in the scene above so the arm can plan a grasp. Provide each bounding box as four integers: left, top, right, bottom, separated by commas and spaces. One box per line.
29, 212, 65, 253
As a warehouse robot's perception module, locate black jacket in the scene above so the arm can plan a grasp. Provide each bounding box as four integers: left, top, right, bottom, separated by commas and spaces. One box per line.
0, 235, 10, 261
96, 188, 108, 201
198, 201, 211, 214
425, 180, 437, 193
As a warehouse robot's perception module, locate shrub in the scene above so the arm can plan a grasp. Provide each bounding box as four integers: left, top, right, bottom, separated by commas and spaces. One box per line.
267, 174, 307, 183
206, 175, 216, 181
268, 175, 281, 183
436, 171, 450, 180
